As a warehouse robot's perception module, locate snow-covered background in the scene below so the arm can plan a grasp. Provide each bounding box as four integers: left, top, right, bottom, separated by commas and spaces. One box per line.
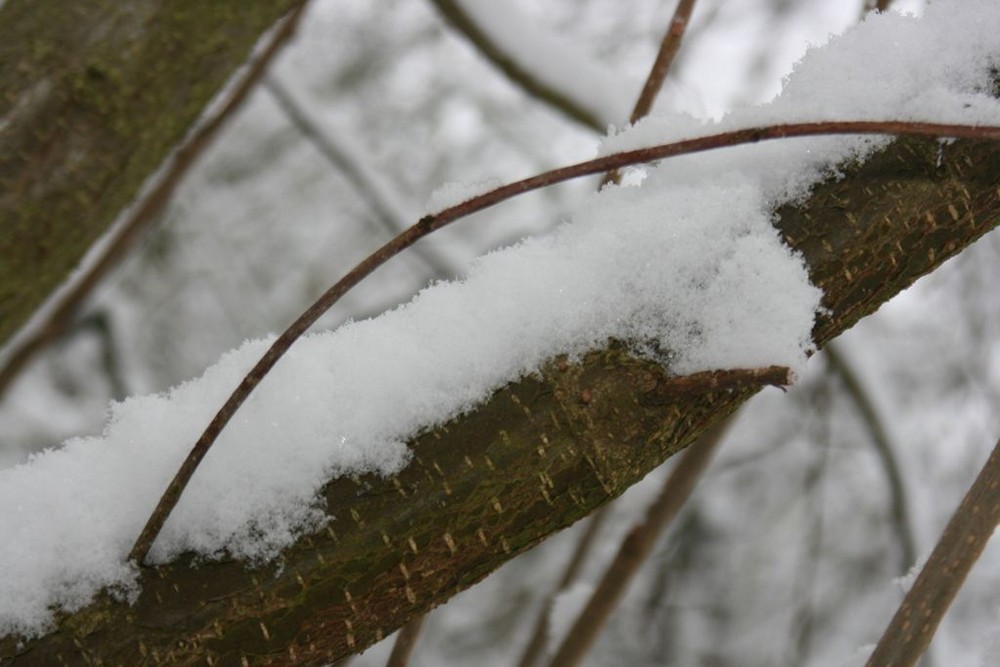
2, 0, 999, 664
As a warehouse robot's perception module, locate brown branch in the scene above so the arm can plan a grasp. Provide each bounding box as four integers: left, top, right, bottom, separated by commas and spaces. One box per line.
385, 616, 426, 667
603, 0, 699, 187
261, 75, 462, 278
863, 0, 895, 15
0, 1, 309, 400
866, 437, 1000, 667
427, 0, 607, 132
547, 423, 730, 667
825, 343, 917, 573
629, 0, 698, 124
515, 509, 609, 667
128, 120, 1000, 565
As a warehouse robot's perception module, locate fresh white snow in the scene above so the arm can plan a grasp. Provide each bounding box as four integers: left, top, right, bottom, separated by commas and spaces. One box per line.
2, 0, 999, 639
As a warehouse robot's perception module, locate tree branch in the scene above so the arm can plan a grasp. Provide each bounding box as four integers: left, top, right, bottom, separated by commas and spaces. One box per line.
4, 132, 998, 665
427, 0, 616, 132
629, 0, 698, 124
825, 343, 917, 573
866, 437, 1000, 667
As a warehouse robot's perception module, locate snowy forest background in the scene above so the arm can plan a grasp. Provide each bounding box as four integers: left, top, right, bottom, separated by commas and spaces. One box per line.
2, 0, 999, 665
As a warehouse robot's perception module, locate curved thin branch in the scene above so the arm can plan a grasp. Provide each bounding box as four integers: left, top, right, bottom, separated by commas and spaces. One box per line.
128, 120, 1000, 565
0, 1, 309, 401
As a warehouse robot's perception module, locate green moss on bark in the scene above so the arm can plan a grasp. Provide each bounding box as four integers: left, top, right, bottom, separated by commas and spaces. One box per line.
0, 0, 299, 345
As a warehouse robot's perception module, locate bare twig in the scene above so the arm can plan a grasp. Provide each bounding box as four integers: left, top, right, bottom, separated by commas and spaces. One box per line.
385, 615, 426, 667
825, 343, 918, 573
629, 0, 698, 124
546, 423, 730, 667
866, 437, 1000, 667
604, 0, 699, 187
515, 508, 609, 667
428, 0, 606, 132
128, 120, 1000, 564
0, 1, 310, 400
262, 75, 462, 277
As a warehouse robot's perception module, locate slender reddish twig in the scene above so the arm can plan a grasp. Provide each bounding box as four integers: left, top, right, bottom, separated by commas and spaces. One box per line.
128, 120, 1000, 564
629, 0, 698, 124
0, 1, 310, 399
866, 437, 1000, 667
603, 0, 699, 187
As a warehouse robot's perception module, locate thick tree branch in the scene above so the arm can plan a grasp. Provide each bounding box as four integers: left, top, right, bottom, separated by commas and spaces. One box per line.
2, 133, 997, 665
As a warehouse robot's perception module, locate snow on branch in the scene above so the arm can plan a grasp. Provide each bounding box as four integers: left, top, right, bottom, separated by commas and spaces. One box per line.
1, 0, 999, 643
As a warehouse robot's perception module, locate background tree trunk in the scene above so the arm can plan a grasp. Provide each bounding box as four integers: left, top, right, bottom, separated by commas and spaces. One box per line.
0, 0, 299, 347
2, 134, 996, 665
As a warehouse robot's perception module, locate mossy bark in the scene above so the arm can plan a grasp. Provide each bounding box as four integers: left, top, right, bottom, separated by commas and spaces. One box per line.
1, 136, 997, 665
0, 0, 298, 347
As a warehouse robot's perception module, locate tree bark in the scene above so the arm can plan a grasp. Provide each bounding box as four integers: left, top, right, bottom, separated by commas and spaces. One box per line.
0, 0, 299, 348
1, 134, 997, 665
